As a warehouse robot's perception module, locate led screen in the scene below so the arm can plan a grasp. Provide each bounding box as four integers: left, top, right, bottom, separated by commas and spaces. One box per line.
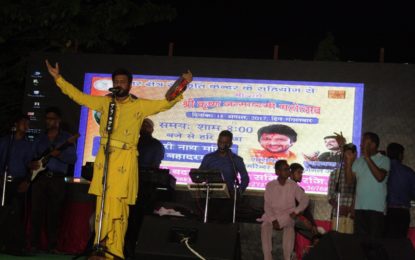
75, 73, 364, 194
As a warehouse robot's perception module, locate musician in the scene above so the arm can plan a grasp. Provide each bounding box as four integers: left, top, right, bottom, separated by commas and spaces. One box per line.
199, 130, 249, 222
46, 60, 191, 259
30, 106, 77, 253
124, 118, 165, 259
137, 118, 164, 168
0, 114, 32, 255
385, 143, 415, 238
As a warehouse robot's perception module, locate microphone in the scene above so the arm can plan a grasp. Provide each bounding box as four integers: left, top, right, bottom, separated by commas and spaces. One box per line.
108, 87, 121, 94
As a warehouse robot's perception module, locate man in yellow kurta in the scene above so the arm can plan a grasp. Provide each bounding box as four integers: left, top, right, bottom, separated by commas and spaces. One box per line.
46, 61, 192, 259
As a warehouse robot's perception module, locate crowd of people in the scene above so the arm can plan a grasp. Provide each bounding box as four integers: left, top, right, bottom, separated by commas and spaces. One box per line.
259, 132, 415, 260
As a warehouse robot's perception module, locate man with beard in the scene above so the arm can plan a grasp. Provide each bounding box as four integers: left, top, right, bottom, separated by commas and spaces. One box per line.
46, 60, 192, 259
318, 135, 342, 162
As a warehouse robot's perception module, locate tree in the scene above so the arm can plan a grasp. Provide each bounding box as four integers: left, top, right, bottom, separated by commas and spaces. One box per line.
0, 0, 176, 134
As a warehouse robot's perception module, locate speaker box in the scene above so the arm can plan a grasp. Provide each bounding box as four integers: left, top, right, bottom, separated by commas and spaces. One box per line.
303, 231, 415, 260
136, 216, 239, 260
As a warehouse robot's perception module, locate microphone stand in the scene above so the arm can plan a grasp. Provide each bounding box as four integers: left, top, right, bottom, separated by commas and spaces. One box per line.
91, 91, 118, 258
227, 148, 239, 224
1, 129, 15, 207
203, 179, 211, 224
333, 150, 345, 231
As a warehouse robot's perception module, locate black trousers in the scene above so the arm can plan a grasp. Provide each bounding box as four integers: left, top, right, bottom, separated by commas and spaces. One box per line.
124, 184, 160, 259
31, 175, 66, 249
354, 209, 384, 238
200, 189, 241, 224
385, 207, 410, 239
205, 198, 234, 223
0, 179, 28, 252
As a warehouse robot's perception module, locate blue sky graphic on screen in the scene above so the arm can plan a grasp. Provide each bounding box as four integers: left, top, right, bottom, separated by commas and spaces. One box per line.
75, 73, 363, 195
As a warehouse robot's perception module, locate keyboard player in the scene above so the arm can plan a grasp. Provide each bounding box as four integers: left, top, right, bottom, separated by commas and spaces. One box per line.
199, 130, 250, 223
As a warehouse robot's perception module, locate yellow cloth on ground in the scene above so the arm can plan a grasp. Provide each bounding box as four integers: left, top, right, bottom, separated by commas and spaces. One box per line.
56, 76, 182, 258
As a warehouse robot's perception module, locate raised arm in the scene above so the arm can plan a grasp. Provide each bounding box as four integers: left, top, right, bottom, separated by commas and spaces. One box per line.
45, 60, 104, 111
362, 141, 388, 182
333, 131, 346, 148
364, 157, 388, 182
344, 149, 356, 185
139, 96, 183, 118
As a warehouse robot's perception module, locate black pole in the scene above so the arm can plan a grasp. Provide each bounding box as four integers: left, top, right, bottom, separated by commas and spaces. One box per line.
92, 93, 118, 258
1, 129, 15, 207
227, 149, 240, 223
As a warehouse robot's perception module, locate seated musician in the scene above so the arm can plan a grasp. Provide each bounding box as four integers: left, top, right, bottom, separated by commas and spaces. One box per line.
198, 130, 250, 223
124, 118, 165, 259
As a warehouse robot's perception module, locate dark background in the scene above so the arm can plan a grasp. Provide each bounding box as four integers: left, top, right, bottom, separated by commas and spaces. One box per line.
2, 1, 414, 133
127, 1, 415, 62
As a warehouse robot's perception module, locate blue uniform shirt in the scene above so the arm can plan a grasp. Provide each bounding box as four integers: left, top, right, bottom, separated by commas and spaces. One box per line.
199, 150, 250, 192
138, 134, 165, 168
0, 135, 33, 178
387, 159, 415, 208
32, 131, 77, 175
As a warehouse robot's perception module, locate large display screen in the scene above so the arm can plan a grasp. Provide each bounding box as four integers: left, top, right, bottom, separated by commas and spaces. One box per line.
75, 73, 364, 194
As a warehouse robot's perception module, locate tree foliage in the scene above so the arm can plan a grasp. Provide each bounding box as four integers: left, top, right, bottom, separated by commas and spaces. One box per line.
0, 0, 176, 134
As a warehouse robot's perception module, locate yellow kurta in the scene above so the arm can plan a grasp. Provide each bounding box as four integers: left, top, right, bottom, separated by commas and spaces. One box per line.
55, 76, 182, 258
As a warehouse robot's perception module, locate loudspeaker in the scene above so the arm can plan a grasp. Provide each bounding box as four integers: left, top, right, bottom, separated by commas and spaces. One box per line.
136, 216, 239, 260
304, 231, 415, 260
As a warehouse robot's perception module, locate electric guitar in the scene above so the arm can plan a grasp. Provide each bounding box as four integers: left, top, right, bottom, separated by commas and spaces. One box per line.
31, 133, 80, 181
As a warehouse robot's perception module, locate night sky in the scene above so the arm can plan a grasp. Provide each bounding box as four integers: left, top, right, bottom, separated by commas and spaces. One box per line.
124, 1, 415, 63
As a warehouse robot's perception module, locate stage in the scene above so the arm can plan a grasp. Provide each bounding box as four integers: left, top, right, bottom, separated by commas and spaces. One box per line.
36, 179, 415, 259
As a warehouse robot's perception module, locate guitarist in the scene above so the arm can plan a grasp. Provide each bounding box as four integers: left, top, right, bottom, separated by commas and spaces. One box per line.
30, 106, 77, 253
0, 114, 33, 255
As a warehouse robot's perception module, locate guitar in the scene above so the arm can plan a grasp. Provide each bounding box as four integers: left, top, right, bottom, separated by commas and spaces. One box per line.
31, 133, 80, 181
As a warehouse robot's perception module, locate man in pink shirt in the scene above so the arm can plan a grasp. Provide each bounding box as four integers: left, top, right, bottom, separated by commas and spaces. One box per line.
260, 160, 309, 260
